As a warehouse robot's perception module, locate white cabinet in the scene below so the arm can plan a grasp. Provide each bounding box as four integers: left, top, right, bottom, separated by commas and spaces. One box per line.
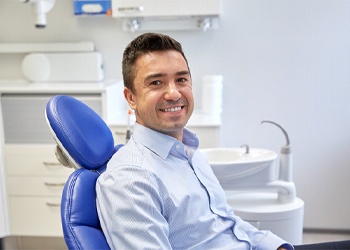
112, 0, 221, 18
111, 0, 221, 32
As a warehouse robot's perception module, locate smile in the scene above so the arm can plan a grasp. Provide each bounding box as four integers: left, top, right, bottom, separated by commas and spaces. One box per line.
161, 106, 182, 112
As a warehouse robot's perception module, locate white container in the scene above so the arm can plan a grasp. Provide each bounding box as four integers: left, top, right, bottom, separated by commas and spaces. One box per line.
201, 75, 223, 114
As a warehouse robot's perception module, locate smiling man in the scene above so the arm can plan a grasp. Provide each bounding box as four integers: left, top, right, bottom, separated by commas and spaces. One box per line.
124, 49, 194, 140
96, 33, 293, 250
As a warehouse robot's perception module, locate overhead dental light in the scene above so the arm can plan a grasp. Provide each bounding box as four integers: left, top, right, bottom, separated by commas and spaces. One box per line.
20, 0, 56, 28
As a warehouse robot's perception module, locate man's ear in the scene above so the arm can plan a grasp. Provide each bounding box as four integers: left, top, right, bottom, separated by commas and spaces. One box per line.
124, 87, 136, 110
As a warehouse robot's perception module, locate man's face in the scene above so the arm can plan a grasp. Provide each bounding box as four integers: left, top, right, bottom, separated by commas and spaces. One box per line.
124, 50, 194, 140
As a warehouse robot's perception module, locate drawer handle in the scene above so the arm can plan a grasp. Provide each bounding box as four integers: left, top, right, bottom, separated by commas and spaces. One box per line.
46, 202, 61, 207
42, 161, 61, 166
118, 6, 144, 12
44, 182, 65, 187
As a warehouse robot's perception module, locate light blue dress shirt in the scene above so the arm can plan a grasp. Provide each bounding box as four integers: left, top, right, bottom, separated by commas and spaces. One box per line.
96, 123, 291, 250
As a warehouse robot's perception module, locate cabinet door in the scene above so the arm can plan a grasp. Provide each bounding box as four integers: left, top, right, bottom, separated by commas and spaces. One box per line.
8, 197, 62, 236
5, 144, 73, 176
7, 176, 67, 196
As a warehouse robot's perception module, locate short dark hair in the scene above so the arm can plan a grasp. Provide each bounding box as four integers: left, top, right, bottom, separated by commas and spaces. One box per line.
122, 33, 189, 93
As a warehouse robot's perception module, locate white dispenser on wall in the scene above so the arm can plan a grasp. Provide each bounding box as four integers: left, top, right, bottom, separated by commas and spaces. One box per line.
201, 75, 223, 115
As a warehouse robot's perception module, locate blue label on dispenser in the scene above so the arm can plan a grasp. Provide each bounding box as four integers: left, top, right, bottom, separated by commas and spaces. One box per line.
74, 0, 111, 15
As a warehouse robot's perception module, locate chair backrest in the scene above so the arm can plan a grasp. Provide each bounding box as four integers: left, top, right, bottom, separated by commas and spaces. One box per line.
46, 95, 121, 249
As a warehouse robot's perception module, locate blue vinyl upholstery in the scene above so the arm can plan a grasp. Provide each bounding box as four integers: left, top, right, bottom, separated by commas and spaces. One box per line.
45, 95, 121, 249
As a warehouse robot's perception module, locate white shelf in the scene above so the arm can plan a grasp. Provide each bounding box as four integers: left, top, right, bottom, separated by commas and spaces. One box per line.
0, 42, 95, 54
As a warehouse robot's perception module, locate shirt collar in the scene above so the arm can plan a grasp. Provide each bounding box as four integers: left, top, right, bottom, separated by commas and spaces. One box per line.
132, 122, 199, 160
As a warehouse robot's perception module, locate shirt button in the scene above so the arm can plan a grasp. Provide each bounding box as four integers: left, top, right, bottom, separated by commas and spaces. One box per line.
176, 144, 181, 149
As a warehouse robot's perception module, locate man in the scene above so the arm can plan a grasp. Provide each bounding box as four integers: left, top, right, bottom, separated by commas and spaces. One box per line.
96, 33, 349, 249
96, 33, 291, 249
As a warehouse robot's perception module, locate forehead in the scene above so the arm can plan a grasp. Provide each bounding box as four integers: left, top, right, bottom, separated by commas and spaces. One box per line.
135, 50, 188, 73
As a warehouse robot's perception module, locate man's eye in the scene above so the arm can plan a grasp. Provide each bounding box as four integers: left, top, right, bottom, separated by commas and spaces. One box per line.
177, 78, 187, 83
150, 80, 161, 86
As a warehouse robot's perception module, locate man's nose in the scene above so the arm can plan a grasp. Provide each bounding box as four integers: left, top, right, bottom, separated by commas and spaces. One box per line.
164, 82, 181, 101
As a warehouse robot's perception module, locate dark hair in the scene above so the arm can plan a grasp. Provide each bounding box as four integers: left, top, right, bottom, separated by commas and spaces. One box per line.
122, 33, 189, 93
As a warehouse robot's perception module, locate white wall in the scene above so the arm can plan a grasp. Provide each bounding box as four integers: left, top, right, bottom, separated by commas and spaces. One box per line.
0, 0, 349, 230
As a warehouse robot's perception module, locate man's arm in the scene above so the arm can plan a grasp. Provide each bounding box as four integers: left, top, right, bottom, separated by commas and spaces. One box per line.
96, 165, 172, 249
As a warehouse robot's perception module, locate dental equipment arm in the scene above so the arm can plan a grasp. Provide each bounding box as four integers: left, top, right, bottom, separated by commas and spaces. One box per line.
262, 120, 296, 203
261, 120, 292, 182
20, 0, 55, 28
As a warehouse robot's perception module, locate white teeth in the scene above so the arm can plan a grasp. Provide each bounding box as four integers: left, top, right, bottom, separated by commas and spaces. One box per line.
163, 107, 181, 112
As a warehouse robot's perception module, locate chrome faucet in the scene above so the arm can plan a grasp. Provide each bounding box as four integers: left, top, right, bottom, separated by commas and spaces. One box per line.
240, 144, 250, 154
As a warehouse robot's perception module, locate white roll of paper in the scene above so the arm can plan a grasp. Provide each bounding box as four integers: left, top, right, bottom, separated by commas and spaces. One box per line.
201, 75, 223, 114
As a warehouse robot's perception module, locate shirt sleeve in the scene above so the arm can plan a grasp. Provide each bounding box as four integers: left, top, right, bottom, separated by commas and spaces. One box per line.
232, 215, 293, 250
96, 165, 172, 250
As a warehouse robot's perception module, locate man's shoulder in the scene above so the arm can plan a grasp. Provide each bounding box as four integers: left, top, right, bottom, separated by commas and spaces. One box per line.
107, 142, 144, 168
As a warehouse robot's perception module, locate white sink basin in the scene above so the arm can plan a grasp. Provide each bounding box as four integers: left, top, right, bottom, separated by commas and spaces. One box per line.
201, 147, 277, 164
200, 148, 278, 189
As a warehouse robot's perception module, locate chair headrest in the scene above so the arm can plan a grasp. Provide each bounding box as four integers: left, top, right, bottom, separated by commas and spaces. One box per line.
45, 95, 115, 170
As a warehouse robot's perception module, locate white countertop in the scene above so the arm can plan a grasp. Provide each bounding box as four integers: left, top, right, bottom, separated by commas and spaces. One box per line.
0, 79, 116, 94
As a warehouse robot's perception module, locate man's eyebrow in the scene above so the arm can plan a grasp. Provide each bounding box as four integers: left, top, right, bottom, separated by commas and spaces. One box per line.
145, 71, 190, 81
176, 70, 191, 76
145, 73, 166, 81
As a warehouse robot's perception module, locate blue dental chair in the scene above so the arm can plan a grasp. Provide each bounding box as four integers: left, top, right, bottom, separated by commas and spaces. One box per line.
45, 95, 121, 249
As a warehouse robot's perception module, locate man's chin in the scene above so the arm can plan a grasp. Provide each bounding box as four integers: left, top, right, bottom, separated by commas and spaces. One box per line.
154, 122, 187, 137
